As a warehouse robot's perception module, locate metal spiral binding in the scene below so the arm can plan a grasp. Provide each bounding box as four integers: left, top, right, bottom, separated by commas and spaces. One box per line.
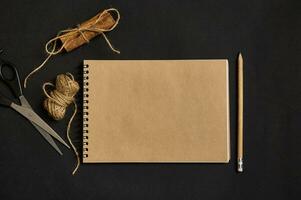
83, 64, 89, 158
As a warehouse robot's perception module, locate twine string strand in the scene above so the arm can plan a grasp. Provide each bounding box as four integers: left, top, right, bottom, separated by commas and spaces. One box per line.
43, 73, 80, 175
24, 8, 120, 88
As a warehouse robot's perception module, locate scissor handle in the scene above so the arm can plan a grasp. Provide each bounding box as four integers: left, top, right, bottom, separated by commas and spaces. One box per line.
0, 58, 23, 98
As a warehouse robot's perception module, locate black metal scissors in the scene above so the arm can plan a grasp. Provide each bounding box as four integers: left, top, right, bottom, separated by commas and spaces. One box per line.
0, 52, 70, 155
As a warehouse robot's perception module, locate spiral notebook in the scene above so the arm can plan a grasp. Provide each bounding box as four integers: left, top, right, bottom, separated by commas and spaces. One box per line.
83, 60, 230, 163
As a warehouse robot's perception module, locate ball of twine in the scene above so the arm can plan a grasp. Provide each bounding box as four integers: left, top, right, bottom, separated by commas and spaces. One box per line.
43, 73, 80, 175
43, 73, 79, 120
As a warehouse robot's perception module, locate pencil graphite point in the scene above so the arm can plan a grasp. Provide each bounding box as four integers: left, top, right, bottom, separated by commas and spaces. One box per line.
239, 52, 243, 61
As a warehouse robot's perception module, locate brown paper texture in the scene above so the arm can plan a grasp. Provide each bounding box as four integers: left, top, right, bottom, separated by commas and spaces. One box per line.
83, 60, 230, 163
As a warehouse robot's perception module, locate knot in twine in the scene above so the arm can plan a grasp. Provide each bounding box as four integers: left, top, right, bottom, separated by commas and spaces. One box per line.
43, 73, 80, 175
24, 8, 120, 88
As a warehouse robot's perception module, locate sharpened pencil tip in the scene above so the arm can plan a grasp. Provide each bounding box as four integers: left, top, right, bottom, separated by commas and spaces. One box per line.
238, 53, 243, 66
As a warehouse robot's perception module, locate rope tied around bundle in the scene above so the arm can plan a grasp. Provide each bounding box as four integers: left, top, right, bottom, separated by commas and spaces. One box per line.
24, 8, 121, 88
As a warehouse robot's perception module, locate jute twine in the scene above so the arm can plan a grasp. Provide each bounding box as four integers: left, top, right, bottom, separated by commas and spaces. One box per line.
24, 8, 120, 88
43, 73, 80, 175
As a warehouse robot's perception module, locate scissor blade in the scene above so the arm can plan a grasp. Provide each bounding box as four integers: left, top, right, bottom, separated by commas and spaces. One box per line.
36, 128, 63, 155
18, 96, 63, 155
10, 103, 70, 149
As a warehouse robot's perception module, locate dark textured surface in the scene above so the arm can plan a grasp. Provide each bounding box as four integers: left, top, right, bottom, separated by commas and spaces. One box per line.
0, 0, 300, 199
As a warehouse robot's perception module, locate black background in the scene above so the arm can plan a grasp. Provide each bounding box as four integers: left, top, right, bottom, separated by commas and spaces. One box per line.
0, 0, 300, 199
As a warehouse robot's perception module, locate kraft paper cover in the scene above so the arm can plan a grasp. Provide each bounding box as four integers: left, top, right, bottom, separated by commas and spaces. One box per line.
83, 60, 230, 163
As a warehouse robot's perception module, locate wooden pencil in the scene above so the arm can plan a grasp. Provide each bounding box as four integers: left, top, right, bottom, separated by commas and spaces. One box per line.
237, 52, 244, 172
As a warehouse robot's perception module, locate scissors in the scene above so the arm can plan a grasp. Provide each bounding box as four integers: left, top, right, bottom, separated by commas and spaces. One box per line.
0, 52, 70, 155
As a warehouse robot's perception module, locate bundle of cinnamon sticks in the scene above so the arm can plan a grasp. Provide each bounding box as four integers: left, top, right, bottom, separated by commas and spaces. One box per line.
60, 10, 118, 52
